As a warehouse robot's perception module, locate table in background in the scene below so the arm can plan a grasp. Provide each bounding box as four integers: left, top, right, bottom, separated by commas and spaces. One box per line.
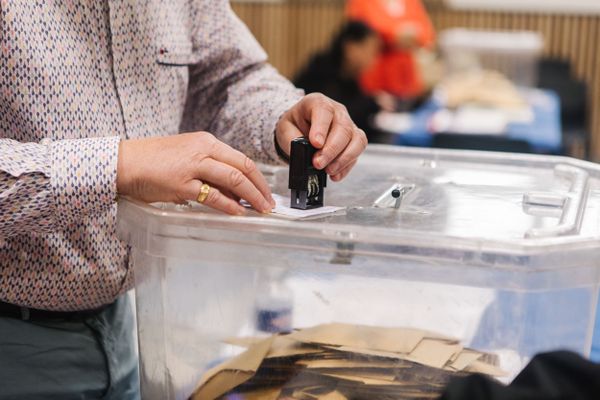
391, 88, 562, 154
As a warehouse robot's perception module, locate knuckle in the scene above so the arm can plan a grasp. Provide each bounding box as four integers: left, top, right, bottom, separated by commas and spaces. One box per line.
208, 139, 220, 156
309, 92, 325, 101
340, 125, 354, 141
200, 131, 215, 139
193, 131, 214, 143
325, 142, 343, 159
335, 102, 348, 114
312, 93, 334, 109
357, 129, 368, 147
243, 156, 257, 175
336, 110, 352, 125
205, 188, 220, 205
192, 151, 209, 164
228, 169, 245, 188
196, 132, 218, 154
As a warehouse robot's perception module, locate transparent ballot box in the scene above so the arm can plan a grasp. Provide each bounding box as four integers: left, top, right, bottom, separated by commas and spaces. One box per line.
117, 145, 600, 400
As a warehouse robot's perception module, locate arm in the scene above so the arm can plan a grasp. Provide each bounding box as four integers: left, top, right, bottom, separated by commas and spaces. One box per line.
0, 136, 119, 238
128, 1, 364, 214
180, 2, 303, 165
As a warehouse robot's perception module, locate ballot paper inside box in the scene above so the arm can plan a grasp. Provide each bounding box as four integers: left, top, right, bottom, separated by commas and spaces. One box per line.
191, 323, 507, 400
117, 145, 600, 400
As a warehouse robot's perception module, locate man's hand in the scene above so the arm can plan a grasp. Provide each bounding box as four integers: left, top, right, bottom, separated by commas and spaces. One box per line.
275, 93, 368, 182
117, 132, 275, 215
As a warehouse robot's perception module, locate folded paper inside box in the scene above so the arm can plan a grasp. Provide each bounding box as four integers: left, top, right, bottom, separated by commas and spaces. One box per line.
190, 323, 506, 400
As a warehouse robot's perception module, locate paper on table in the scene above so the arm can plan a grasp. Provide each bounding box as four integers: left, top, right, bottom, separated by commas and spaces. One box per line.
241, 194, 345, 220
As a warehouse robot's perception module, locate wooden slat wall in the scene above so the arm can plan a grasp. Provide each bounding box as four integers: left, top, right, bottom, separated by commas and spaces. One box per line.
233, 1, 345, 79
232, 0, 600, 159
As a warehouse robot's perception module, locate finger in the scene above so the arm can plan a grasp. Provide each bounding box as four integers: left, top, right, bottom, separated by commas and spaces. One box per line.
325, 128, 368, 176
185, 180, 246, 216
276, 118, 304, 156
207, 140, 275, 207
212, 185, 240, 202
305, 96, 334, 149
331, 159, 357, 182
197, 158, 273, 213
314, 110, 355, 170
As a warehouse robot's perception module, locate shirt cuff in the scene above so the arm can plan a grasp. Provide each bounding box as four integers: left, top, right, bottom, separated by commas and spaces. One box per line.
50, 136, 120, 224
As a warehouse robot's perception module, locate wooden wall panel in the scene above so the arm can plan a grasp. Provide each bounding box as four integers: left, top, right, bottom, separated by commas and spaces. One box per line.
231, 0, 600, 159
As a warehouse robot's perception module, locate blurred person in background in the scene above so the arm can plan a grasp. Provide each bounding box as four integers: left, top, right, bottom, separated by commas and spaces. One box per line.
346, 0, 436, 103
294, 21, 396, 143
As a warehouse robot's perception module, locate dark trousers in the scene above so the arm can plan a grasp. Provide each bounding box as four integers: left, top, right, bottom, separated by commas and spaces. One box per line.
0, 294, 140, 399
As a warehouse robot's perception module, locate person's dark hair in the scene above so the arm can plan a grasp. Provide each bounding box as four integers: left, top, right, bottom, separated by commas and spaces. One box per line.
329, 21, 376, 69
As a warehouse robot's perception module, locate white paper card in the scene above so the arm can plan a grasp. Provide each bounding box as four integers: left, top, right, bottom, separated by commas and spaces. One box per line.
241, 194, 345, 220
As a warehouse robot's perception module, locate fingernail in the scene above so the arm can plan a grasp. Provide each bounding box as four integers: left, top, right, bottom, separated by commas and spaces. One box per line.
236, 208, 246, 216
262, 201, 273, 213
315, 134, 324, 146
269, 196, 276, 207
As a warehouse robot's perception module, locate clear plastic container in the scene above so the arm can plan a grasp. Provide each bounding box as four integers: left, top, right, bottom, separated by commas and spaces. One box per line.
118, 145, 600, 400
439, 28, 544, 87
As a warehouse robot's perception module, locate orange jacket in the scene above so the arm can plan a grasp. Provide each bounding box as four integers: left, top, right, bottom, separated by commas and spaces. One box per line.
346, 0, 435, 98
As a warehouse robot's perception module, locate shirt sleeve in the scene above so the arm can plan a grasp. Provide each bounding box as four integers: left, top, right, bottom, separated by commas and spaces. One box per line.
0, 136, 120, 238
180, 1, 304, 165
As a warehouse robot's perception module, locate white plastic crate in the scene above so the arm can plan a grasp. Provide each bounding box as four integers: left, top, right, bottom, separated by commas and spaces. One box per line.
440, 28, 544, 87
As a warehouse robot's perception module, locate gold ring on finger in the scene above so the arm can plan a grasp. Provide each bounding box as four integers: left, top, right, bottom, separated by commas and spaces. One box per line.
197, 183, 211, 204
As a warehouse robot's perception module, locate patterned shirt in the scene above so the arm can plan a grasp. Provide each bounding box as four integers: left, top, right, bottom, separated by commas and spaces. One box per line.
0, 1, 303, 311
